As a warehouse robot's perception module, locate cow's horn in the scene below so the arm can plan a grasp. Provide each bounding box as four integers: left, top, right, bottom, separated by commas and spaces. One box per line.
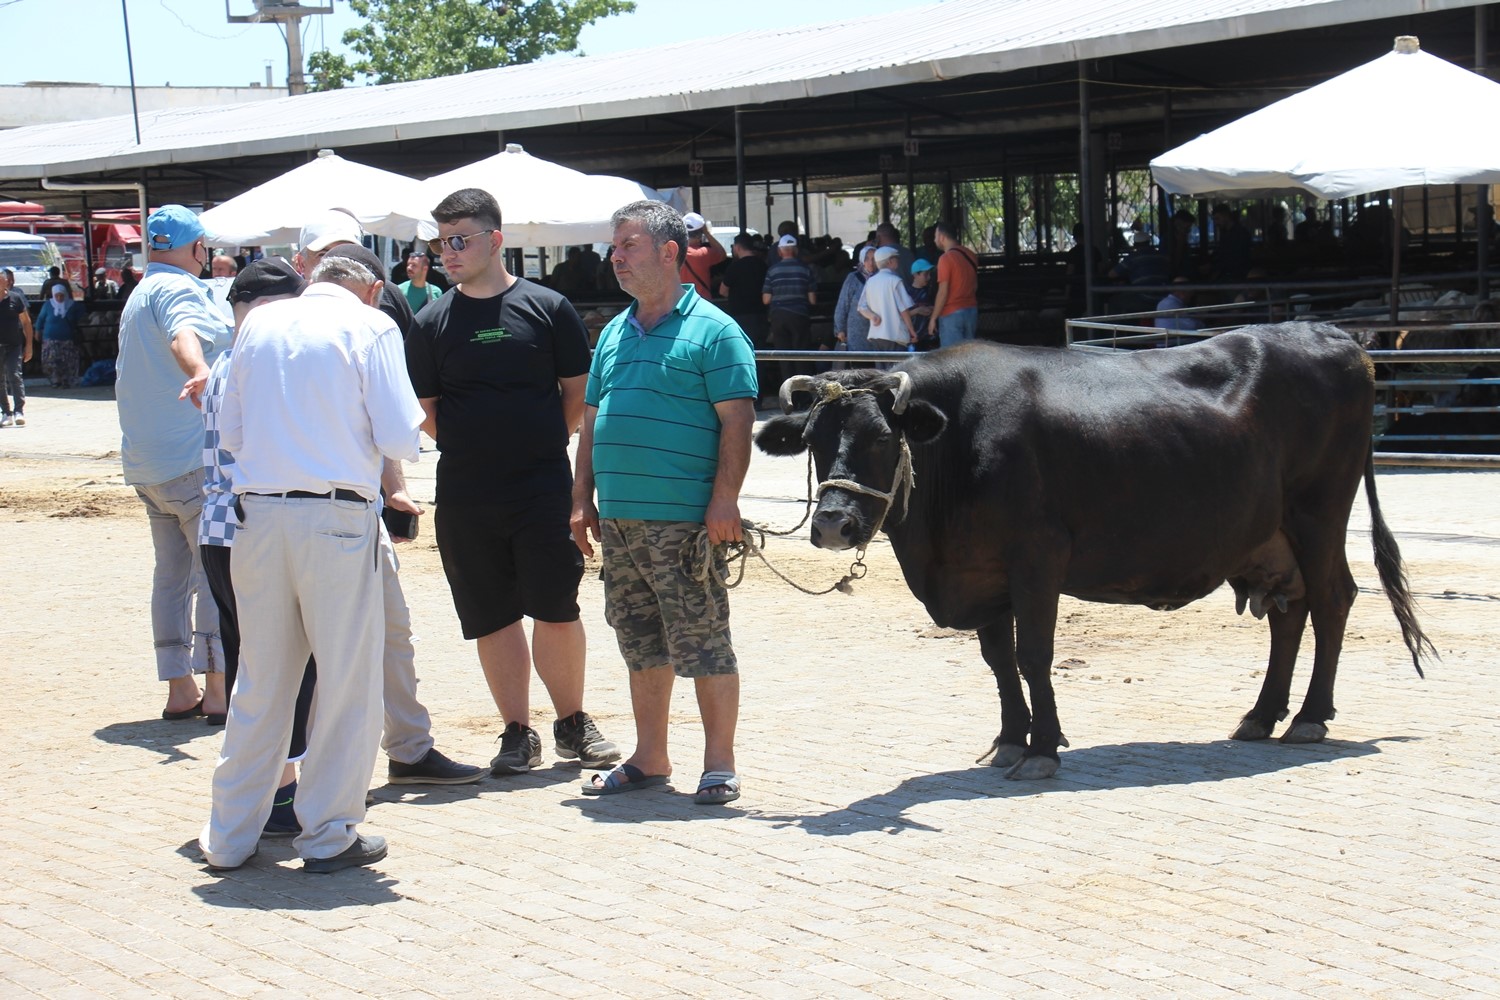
887, 371, 913, 414
779, 375, 822, 413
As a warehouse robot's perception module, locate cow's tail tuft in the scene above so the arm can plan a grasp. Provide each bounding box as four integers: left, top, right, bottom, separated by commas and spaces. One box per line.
1364, 447, 1436, 677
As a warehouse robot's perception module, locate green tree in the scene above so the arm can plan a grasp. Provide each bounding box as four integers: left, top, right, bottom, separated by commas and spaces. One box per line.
335, 0, 636, 86
307, 51, 355, 92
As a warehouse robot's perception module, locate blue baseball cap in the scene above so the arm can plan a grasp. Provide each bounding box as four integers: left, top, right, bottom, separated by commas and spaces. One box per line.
147, 205, 204, 251
911, 258, 935, 274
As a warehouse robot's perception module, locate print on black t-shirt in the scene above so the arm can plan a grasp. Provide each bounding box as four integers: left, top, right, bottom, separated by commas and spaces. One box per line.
405, 278, 591, 505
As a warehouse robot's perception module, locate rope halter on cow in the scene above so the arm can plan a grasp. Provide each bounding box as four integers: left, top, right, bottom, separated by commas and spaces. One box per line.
781, 372, 919, 551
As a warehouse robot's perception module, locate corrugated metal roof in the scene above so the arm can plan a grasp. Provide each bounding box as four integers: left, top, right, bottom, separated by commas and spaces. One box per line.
0, 0, 1483, 180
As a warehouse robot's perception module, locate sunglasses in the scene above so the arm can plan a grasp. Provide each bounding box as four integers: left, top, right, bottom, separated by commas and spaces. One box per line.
426, 229, 496, 255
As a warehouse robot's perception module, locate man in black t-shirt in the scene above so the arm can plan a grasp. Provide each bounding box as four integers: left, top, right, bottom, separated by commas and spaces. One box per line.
0, 269, 34, 427
406, 187, 620, 777
718, 233, 771, 404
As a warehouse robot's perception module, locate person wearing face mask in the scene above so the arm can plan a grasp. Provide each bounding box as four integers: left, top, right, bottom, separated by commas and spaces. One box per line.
37, 281, 85, 388
116, 205, 230, 723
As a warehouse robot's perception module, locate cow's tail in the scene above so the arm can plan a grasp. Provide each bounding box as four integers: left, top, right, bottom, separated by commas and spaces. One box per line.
1363, 447, 1436, 677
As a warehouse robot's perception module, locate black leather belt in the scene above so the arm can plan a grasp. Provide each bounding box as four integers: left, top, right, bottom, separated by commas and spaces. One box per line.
248, 489, 368, 502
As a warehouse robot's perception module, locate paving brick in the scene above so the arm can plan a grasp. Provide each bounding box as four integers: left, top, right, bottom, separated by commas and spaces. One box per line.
4, 398, 1500, 996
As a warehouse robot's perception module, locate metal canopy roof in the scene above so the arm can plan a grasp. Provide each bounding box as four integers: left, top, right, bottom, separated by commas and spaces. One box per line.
0, 0, 1484, 188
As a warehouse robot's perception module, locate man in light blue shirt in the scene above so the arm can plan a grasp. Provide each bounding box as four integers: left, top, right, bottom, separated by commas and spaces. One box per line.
116, 205, 230, 721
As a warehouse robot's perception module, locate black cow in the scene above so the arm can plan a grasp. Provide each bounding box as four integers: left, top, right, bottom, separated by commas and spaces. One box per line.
755, 323, 1433, 778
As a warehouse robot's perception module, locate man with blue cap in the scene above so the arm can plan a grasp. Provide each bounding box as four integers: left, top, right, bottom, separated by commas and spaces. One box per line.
117, 204, 230, 722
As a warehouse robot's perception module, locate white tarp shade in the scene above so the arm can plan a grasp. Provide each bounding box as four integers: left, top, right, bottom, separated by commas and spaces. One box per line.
396, 145, 660, 246
1151, 39, 1500, 200
199, 150, 426, 247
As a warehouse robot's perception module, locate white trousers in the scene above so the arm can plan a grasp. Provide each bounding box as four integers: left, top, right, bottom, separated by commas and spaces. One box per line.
378, 525, 434, 765
200, 495, 384, 866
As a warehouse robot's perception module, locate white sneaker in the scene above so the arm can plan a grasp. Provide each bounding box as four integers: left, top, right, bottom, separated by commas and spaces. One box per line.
11, 414, 23, 427
0, 413, 12, 427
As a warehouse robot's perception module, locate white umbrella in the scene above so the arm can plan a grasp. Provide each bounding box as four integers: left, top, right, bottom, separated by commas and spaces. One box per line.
199, 149, 426, 247
397, 143, 660, 246
1152, 37, 1500, 199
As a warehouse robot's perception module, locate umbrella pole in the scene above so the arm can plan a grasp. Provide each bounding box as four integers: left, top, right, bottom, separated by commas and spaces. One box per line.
1389, 188, 1404, 325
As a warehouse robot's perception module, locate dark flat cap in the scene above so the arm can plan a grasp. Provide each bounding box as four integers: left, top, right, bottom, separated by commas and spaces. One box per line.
321, 243, 387, 283
228, 256, 304, 304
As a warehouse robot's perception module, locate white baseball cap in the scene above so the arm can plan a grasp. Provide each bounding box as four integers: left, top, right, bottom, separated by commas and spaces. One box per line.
298, 209, 364, 253
777, 234, 799, 248
682, 212, 706, 232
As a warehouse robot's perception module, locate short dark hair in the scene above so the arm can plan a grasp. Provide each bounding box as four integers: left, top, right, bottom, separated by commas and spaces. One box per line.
432, 187, 502, 231
934, 221, 958, 242
610, 200, 687, 267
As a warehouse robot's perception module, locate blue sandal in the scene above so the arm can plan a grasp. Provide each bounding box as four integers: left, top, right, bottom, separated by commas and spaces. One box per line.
694, 771, 741, 805
581, 763, 669, 796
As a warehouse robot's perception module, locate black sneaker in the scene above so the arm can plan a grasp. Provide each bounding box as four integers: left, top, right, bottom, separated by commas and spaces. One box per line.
553, 711, 622, 768
388, 748, 486, 785
490, 722, 542, 774
303, 834, 387, 874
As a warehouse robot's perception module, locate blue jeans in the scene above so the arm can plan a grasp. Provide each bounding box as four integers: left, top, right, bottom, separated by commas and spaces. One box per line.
938, 307, 979, 348
0, 342, 23, 415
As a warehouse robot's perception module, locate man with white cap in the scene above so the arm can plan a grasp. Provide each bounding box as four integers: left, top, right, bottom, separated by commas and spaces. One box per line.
89, 267, 118, 300
760, 233, 817, 389
856, 246, 917, 357
116, 205, 229, 721
677, 212, 725, 299
294, 209, 415, 338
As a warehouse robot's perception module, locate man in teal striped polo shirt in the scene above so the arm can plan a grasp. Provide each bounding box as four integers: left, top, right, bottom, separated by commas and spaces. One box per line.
571, 200, 758, 806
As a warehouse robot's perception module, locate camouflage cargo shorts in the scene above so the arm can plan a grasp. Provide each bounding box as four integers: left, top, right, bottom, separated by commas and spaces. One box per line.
600, 519, 737, 678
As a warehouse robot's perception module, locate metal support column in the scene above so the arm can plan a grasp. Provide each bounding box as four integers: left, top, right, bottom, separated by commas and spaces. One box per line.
1078, 64, 1096, 316
735, 108, 747, 233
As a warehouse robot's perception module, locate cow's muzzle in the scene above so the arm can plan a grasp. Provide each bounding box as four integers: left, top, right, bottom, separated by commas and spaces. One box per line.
810, 507, 859, 551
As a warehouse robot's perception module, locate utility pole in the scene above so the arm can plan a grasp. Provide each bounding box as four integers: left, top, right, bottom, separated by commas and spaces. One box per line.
225, 0, 333, 96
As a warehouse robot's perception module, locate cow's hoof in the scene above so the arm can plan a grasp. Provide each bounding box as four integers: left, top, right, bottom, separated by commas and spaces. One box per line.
1003, 755, 1059, 780
1230, 718, 1275, 741
987, 743, 1027, 769
1279, 721, 1328, 744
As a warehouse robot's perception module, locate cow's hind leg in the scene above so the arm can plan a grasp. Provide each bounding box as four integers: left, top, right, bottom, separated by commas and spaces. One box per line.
1283, 551, 1356, 744
1231, 598, 1308, 741
1005, 589, 1064, 780
977, 614, 1029, 769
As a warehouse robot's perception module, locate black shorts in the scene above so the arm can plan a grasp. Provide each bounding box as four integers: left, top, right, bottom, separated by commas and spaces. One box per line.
434, 493, 584, 639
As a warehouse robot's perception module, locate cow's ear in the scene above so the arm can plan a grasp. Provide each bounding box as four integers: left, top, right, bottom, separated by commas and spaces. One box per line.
754, 414, 810, 455
893, 398, 946, 444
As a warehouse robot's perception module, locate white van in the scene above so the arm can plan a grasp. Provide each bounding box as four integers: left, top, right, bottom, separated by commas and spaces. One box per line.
0, 231, 64, 298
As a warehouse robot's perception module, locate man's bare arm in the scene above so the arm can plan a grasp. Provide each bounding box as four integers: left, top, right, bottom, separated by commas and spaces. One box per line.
418, 397, 439, 442
703, 397, 756, 545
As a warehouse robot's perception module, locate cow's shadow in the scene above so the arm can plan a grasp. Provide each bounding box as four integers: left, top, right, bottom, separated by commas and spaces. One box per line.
753, 736, 1399, 837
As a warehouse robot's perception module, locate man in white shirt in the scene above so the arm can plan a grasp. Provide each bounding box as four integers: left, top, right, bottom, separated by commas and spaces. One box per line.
857, 246, 918, 356
199, 255, 423, 875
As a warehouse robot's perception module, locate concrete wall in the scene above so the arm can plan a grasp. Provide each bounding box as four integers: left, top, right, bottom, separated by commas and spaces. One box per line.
0, 83, 282, 129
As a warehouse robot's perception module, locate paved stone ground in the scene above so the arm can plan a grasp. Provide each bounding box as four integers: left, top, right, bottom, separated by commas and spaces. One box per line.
2, 386, 1498, 998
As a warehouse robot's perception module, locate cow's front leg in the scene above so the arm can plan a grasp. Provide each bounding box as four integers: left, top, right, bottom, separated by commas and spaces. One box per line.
977, 613, 1028, 769
1007, 587, 1064, 779
1231, 596, 1307, 740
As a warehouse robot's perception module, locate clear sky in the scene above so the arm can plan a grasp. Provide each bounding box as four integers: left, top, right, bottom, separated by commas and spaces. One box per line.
0, 0, 925, 89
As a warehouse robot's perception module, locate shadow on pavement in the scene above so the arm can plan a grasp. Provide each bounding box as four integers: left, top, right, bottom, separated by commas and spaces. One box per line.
176, 841, 403, 908
750, 736, 1398, 836
558, 782, 747, 822
93, 719, 215, 764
